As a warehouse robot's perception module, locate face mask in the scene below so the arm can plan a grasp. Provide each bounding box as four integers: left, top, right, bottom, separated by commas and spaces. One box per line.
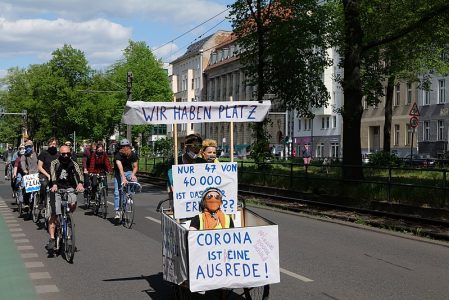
19, 149, 25, 156
48, 146, 57, 155
96, 150, 104, 155
186, 150, 197, 160
59, 155, 70, 164
206, 155, 216, 162
25, 146, 33, 155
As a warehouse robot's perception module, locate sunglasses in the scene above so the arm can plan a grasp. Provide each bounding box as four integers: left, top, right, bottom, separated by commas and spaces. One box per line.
205, 193, 222, 200
186, 143, 201, 149
60, 152, 70, 157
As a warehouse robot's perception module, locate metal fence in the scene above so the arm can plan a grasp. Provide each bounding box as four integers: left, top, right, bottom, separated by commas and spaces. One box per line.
138, 157, 449, 210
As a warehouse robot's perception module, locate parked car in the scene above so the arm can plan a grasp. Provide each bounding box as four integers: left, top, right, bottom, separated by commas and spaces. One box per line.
403, 154, 435, 168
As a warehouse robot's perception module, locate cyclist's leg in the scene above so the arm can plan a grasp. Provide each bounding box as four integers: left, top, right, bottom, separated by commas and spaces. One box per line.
90, 175, 98, 199
83, 173, 90, 196
113, 172, 121, 217
16, 175, 23, 203
47, 191, 61, 248
4, 162, 9, 177
67, 189, 77, 212
38, 175, 48, 208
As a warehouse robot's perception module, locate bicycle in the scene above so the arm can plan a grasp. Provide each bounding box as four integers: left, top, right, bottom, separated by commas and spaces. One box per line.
5, 162, 13, 180
119, 181, 141, 229
91, 174, 108, 219
54, 188, 76, 263
33, 186, 49, 227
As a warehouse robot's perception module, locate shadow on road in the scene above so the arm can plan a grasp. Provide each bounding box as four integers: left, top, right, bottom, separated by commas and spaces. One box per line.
103, 272, 172, 299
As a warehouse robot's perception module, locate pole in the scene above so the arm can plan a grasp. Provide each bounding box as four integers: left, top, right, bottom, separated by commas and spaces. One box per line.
126, 71, 133, 141
73, 131, 76, 154
230, 96, 234, 162
285, 111, 288, 160
410, 127, 414, 164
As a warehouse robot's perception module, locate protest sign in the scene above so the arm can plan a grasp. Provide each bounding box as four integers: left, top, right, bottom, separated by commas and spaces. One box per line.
188, 225, 280, 292
122, 101, 271, 125
162, 213, 188, 285
172, 162, 238, 219
23, 173, 40, 193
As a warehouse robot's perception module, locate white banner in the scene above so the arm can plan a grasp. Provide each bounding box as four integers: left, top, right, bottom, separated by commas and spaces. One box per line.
23, 173, 40, 193
121, 100, 271, 125
172, 163, 237, 219
188, 225, 280, 292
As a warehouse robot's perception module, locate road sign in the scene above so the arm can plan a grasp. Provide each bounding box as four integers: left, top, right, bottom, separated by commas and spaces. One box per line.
410, 116, 419, 128
409, 102, 420, 116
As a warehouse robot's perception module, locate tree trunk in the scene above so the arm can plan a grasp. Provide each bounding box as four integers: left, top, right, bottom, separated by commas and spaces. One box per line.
342, 0, 364, 180
383, 75, 395, 153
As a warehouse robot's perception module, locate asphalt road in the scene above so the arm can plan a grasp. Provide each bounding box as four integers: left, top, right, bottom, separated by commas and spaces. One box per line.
1, 164, 449, 299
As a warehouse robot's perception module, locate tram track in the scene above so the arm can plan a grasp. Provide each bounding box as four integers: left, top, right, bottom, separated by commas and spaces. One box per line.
137, 172, 449, 241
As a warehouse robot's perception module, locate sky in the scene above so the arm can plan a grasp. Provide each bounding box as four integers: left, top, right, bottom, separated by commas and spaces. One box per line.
0, 0, 234, 78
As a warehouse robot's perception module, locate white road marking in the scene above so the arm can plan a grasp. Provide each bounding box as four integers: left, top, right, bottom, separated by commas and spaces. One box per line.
5, 219, 18, 223
107, 201, 114, 206
21, 253, 39, 259
280, 267, 314, 282
7, 223, 19, 227
145, 216, 161, 224
14, 238, 30, 243
25, 261, 44, 268
35, 285, 59, 294
17, 245, 34, 251
29, 272, 51, 280
11, 233, 26, 238
9, 227, 23, 232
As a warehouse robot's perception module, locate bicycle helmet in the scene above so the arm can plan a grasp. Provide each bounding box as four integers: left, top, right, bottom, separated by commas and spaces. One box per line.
120, 138, 131, 147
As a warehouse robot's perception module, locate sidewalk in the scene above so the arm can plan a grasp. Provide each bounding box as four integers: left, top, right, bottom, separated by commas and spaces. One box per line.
0, 201, 37, 299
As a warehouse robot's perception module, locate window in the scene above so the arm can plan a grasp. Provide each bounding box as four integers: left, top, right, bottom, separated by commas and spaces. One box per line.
304, 119, 312, 131
438, 120, 444, 140
298, 119, 302, 131
316, 143, 324, 158
321, 116, 330, 129
192, 78, 194, 90
330, 143, 339, 158
394, 124, 400, 146
407, 83, 412, 104
424, 121, 430, 141
406, 125, 412, 145
423, 90, 430, 105
332, 116, 337, 128
439, 79, 446, 104
394, 84, 400, 106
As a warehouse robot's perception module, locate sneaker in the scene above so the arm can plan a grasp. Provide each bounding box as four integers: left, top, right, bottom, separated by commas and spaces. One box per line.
5, 176, 8, 180
115, 210, 121, 219
46, 238, 56, 250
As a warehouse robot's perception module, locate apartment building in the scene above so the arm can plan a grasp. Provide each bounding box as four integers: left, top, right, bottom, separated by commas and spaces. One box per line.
361, 81, 419, 157
169, 30, 232, 146
203, 34, 287, 157
417, 74, 449, 158
293, 48, 343, 159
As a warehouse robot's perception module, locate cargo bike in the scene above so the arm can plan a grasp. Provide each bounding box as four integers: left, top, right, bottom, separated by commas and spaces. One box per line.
122, 100, 280, 299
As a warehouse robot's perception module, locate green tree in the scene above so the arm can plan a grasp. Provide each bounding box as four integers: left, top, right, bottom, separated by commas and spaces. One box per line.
108, 40, 172, 143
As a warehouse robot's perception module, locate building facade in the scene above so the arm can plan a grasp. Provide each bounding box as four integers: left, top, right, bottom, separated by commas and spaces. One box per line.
293, 48, 343, 159
168, 30, 232, 147
203, 35, 287, 157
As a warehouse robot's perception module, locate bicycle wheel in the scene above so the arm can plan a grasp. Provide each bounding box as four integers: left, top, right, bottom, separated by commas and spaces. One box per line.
122, 195, 134, 229
100, 188, 107, 219
63, 213, 76, 263
243, 285, 270, 300
32, 194, 40, 223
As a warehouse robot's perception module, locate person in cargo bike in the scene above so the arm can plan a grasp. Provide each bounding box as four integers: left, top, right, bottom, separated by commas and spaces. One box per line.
189, 187, 234, 230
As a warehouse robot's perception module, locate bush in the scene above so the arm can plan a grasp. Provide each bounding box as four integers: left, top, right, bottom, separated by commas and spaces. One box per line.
368, 151, 401, 166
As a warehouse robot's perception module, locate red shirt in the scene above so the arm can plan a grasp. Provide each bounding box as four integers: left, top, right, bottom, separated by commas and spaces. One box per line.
88, 152, 112, 174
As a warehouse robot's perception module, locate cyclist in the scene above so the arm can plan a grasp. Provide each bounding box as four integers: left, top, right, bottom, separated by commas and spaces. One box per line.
47, 145, 84, 250
189, 187, 234, 230
87, 143, 112, 199
113, 139, 138, 220
37, 137, 59, 209
82, 142, 96, 204
21, 140, 38, 207
12, 145, 26, 202
4, 145, 14, 180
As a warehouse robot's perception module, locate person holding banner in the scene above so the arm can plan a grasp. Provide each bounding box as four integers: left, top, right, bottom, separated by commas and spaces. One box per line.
189, 187, 234, 230
167, 133, 206, 199
20, 140, 38, 207
201, 139, 219, 163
